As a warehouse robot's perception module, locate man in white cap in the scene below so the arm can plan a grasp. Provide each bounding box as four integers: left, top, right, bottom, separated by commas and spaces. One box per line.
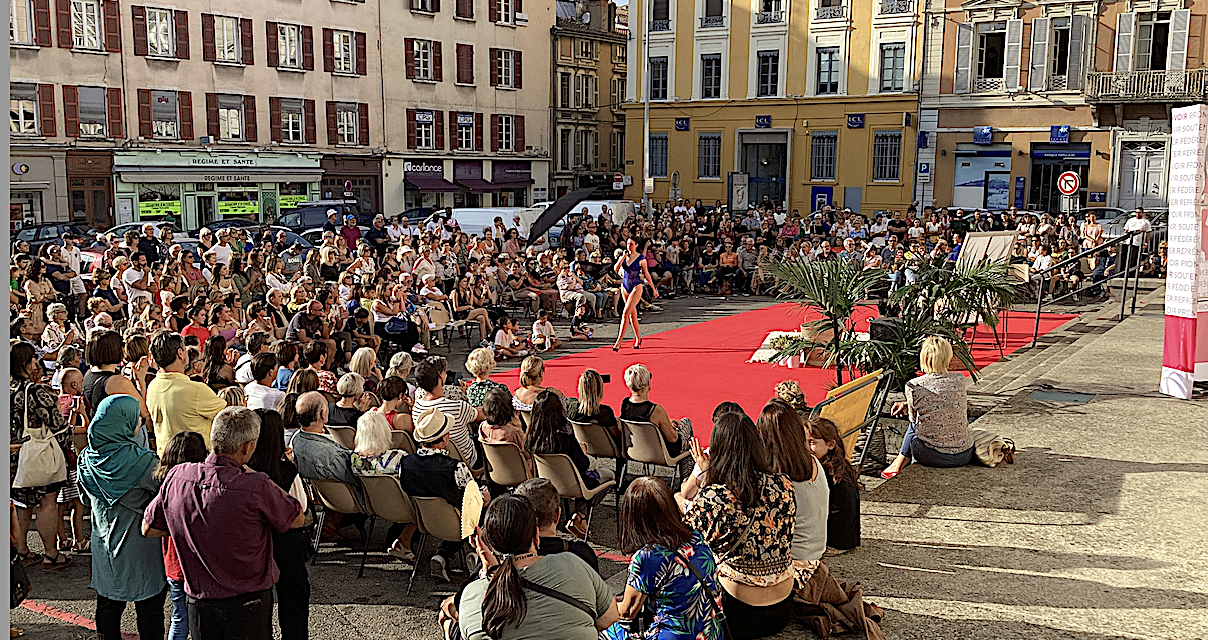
400, 406, 487, 582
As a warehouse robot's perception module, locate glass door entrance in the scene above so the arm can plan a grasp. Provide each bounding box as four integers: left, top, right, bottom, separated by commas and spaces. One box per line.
743, 142, 787, 207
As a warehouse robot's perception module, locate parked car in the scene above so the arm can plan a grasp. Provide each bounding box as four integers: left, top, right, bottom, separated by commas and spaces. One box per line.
274, 199, 361, 230
77, 248, 105, 292
299, 226, 370, 247
106, 221, 187, 239
1103, 209, 1168, 240
13, 223, 96, 253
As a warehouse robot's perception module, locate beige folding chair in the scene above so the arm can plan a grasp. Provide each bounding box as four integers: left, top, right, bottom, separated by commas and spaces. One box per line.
620, 419, 691, 488
533, 453, 616, 541
411, 496, 466, 595
810, 369, 889, 475
390, 430, 417, 454
482, 441, 532, 488
569, 419, 625, 495
358, 475, 419, 579
309, 478, 370, 572
321, 391, 339, 404
516, 409, 532, 429
325, 425, 357, 450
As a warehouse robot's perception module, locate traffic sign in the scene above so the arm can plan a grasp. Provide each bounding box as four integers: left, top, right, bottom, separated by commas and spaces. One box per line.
612, 172, 624, 190
1057, 171, 1080, 196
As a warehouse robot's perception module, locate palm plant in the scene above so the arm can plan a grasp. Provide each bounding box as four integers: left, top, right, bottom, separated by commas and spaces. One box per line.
891, 258, 1016, 330
762, 257, 886, 385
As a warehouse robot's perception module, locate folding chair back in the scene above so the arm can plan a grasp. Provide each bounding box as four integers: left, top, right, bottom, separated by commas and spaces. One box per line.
326, 425, 357, 450
532, 452, 586, 500
360, 475, 418, 526
621, 419, 687, 467
482, 441, 532, 487
570, 420, 621, 460
310, 478, 366, 516
412, 496, 463, 543
811, 369, 888, 470
391, 430, 417, 454
517, 410, 532, 429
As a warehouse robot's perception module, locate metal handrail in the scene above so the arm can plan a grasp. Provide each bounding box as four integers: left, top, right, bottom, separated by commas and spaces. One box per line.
1027, 229, 1140, 281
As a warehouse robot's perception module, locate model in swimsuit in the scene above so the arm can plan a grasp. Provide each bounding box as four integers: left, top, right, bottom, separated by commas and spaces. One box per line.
613, 237, 659, 351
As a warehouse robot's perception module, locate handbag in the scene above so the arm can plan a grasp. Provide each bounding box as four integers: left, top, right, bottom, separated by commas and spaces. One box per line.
383, 316, 409, 334
522, 578, 596, 621
12, 384, 68, 489
674, 549, 732, 640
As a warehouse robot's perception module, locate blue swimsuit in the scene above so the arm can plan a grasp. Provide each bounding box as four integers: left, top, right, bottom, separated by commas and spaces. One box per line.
621, 256, 644, 294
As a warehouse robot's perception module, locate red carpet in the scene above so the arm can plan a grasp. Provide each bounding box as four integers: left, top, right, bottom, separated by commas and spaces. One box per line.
491, 304, 1076, 445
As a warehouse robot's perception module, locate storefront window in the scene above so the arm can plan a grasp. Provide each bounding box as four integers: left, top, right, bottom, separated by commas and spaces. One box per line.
10, 190, 42, 232
217, 183, 259, 220
280, 182, 309, 211
137, 183, 182, 221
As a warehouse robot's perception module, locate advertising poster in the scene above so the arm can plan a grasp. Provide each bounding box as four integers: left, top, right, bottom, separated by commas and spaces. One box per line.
137, 184, 182, 221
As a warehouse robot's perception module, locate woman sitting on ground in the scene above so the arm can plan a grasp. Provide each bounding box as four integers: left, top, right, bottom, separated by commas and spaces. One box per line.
806, 417, 861, 553
458, 494, 620, 640
465, 347, 509, 407
566, 368, 620, 442
685, 412, 796, 640
881, 336, 974, 478
620, 363, 694, 478
756, 399, 829, 587
375, 376, 414, 432
525, 390, 615, 537
605, 477, 724, 640
513, 355, 564, 412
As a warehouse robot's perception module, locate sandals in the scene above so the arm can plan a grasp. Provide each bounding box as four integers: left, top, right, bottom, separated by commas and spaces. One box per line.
566, 515, 588, 540
879, 470, 899, 480
73, 539, 91, 553
42, 553, 72, 571
387, 541, 416, 563
17, 550, 39, 567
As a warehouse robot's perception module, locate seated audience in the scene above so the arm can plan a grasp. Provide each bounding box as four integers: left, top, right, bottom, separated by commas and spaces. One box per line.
375, 376, 415, 432
806, 417, 861, 553
525, 390, 615, 538
245, 353, 285, 411
512, 355, 564, 412
411, 356, 482, 470
621, 363, 694, 478
465, 347, 509, 407
479, 388, 526, 447
328, 372, 367, 427
514, 478, 599, 572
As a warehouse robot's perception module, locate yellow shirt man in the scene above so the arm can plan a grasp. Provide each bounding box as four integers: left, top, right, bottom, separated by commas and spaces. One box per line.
146, 371, 228, 456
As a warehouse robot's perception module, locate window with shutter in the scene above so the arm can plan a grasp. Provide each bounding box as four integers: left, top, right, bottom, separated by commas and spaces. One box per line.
11, 0, 34, 45
456, 0, 472, 19
37, 83, 56, 136
9, 84, 39, 136
216, 94, 244, 140
490, 114, 499, 151
278, 99, 305, 143
1065, 15, 1086, 91
474, 112, 483, 150
1003, 19, 1023, 91
101, 0, 119, 51
456, 44, 474, 84
404, 38, 417, 78
144, 7, 174, 57
239, 17, 253, 64
1167, 9, 1191, 72
150, 89, 178, 138
34, 0, 54, 47
76, 86, 106, 136
242, 94, 256, 141
70, 0, 103, 50
303, 99, 316, 143
178, 90, 193, 139
174, 10, 188, 59
434, 110, 444, 149
433, 41, 443, 81
1027, 17, 1050, 92
358, 103, 369, 146
335, 103, 358, 145
954, 22, 973, 93
326, 101, 339, 145
56, 0, 71, 47
63, 85, 79, 136
105, 87, 122, 137
355, 32, 367, 75
302, 26, 314, 70
406, 108, 417, 148
276, 23, 302, 68
322, 28, 335, 72
131, 5, 147, 55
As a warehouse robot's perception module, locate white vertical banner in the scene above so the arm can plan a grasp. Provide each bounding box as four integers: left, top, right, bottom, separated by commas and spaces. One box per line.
1160, 105, 1208, 399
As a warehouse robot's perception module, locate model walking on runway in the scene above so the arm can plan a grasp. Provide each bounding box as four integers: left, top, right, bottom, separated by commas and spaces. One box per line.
613, 237, 659, 350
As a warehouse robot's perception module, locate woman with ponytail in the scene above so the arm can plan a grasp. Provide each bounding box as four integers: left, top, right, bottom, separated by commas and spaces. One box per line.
458, 494, 619, 640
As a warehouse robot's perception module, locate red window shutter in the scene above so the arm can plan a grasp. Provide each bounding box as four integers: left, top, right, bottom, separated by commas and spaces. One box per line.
432, 0, 440, 13
514, 51, 522, 88
243, 95, 257, 141
62, 85, 79, 136
326, 101, 338, 145
304, 99, 316, 144
37, 84, 56, 137
489, 0, 499, 23
448, 110, 458, 148
205, 93, 219, 137
433, 41, 443, 82
456, 44, 473, 84
266, 22, 278, 67
269, 97, 283, 142
201, 13, 215, 60
103, 0, 121, 52
174, 10, 189, 59
302, 26, 314, 70
404, 38, 416, 79
132, 6, 148, 56
178, 91, 193, 140
456, 0, 472, 19
490, 115, 499, 152
358, 103, 369, 146
137, 88, 153, 138
322, 28, 334, 72
239, 18, 253, 64
355, 32, 367, 75
406, 109, 417, 149
514, 0, 522, 13
106, 87, 123, 138
489, 48, 499, 86
474, 112, 483, 150
33, 0, 53, 47
515, 115, 524, 150
434, 110, 444, 150
55, 0, 71, 48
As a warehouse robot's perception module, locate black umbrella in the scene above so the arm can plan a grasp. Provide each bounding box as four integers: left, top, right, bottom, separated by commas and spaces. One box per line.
525, 187, 597, 246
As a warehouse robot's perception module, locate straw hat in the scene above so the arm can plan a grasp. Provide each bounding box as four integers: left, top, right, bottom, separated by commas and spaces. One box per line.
415, 407, 450, 444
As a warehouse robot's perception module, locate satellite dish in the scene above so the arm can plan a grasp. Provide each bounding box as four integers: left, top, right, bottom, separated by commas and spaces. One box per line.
582, 12, 591, 23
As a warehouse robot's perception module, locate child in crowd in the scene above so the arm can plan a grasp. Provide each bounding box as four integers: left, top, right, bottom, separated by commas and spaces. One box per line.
493, 316, 527, 360
569, 304, 593, 340
50, 345, 82, 390
531, 309, 562, 352
806, 417, 861, 553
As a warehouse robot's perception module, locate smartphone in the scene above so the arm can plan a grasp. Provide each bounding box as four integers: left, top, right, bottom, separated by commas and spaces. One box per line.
601, 374, 611, 384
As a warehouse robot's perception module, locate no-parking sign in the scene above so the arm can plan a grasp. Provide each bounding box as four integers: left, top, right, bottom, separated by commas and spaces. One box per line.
1056, 171, 1080, 196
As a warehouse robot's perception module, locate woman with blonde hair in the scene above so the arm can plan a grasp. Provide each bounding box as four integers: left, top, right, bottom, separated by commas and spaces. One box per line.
620, 363, 693, 478
512, 355, 564, 411
881, 336, 974, 478
350, 411, 417, 562
217, 385, 246, 407
349, 347, 380, 393
285, 368, 320, 395
465, 347, 508, 407
567, 368, 619, 441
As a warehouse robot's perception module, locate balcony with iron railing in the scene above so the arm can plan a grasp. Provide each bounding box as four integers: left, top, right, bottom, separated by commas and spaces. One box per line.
879, 0, 912, 15
699, 15, 725, 28
648, 19, 671, 31
816, 5, 846, 19
1086, 69, 1208, 102
756, 10, 784, 24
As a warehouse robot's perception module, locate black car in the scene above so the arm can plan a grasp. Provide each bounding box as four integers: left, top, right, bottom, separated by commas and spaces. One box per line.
13, 223, 95, 253
274, 200, 361, 231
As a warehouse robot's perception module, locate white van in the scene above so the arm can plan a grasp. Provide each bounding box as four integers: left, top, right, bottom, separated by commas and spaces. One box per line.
533, 199, 635, 226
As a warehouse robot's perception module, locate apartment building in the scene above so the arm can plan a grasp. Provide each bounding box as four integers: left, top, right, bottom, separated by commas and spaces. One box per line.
10, 0, 384, 230
917, 0, 1206, 213
550, 0, 628, 199
379, 0, 553, 213
621, 0, 923, 214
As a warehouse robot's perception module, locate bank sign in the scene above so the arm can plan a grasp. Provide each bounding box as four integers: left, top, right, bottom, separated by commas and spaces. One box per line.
403, 161, 444, 173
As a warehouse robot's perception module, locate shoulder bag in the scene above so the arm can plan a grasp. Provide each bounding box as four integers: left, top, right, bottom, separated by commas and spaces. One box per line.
674, 549, 732, 640
12, 383, 69, 489
521, 578, 596, 621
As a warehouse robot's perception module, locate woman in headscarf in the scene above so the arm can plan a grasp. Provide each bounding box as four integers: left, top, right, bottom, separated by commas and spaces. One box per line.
77, 394, 167, 640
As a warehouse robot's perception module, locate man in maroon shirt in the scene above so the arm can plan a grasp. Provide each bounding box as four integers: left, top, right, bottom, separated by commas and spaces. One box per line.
143, 407, 304, 640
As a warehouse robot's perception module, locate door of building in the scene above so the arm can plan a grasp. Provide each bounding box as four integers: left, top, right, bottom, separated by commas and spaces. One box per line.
1116, 140, 1167, 210
1028, 144, 1089, 213
69, 177, 112, 227
743, 143, 787, 207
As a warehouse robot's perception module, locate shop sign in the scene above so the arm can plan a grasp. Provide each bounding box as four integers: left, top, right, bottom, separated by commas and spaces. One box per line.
675, 118, 690, 131
218, 199, 259, 216
1050, 125, 1070, 144
188, 157, 256, 166
1088, 191, 1106, 203
846, 114, 864, 128
138, 200, 181, 218
492, 161, 532, 184
754, 115, 771, 128
403, 160, 444, 174
1014, 176, 1026, 208
280, 194, 308, 209
973, 126, 993, 144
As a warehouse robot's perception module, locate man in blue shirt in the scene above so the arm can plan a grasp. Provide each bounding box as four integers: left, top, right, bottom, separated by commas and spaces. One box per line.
947, 233, 964, 264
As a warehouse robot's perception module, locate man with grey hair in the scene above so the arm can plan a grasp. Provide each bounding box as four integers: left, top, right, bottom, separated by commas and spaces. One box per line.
143, 407, 303, 640
288, 391, 364, 507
